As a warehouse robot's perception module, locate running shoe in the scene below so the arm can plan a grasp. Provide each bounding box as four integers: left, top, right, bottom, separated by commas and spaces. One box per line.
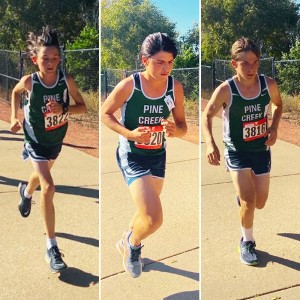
45, 245, 68, 273
18, 182, 32, 218
116, 230, 143, 278
238, 238, 259, 266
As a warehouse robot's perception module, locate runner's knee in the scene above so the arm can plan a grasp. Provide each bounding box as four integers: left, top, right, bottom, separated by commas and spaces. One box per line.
41, 182, 55, 198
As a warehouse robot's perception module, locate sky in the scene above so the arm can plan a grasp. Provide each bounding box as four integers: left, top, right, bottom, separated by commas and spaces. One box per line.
150, 0, 199, 37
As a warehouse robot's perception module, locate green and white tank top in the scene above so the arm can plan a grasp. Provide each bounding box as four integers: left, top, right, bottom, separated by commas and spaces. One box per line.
119, 72, 175, 155
23, 70, 69, 145
223, 75, 270, 152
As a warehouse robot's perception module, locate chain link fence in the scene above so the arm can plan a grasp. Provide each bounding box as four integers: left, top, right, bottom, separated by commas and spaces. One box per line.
201, 58, 300, 99
101, 67, 199, 102
0, 48, 99, 118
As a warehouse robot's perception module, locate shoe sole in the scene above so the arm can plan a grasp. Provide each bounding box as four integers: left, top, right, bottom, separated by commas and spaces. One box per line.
45, 254, 68, 274
116, 239, 143, 278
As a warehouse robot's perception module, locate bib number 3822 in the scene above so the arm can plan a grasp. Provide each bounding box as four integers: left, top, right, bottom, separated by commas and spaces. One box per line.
243, 118, 267, 141
135, 125, 164, 149
44, 112, 69, 131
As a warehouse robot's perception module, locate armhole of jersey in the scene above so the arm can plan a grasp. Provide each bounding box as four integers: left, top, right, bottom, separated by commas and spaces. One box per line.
63, 72, 71, 92
226, 80, 233, 109
262, 75, 271, 98
124, 74, 135, 103
170, 76, 175, 103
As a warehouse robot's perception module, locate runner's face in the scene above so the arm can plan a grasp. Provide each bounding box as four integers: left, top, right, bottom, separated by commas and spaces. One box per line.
231, 51, 259, 81
33, 46, 61, 74
143, 51, 174, 80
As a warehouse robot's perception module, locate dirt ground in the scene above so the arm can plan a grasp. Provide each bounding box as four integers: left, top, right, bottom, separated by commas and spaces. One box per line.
1, 100, 199, 159
201, 98, 300, 147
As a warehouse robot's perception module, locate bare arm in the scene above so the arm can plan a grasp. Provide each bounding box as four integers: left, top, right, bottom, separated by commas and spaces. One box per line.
10, 75, 31, 133
164, 79, 187, 137
202, 82, 230, 165
101, 77, 151, 143
45, 75, 87, 115
265, 77, 283, 146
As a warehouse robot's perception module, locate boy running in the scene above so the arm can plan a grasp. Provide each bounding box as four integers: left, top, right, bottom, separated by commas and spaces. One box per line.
202, 37, 282, 265
10, 26, 87, 273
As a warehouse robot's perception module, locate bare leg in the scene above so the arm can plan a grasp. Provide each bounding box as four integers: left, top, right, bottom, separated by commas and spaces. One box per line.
128, 175, 164, 245
31, 160, 56, 239
128, 177, 164, 229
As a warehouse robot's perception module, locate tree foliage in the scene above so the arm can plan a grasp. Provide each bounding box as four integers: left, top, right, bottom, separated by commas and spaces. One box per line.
277, 40, 300, 95
101, 0, 177, 69
66, 25, 99, 91
0, 0, 98, 50
202, 0, 300, 62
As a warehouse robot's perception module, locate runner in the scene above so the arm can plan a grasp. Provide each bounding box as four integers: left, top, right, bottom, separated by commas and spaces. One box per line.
10, 26, 87, 273
202, 37, 282, 265
101, 32, 187, 278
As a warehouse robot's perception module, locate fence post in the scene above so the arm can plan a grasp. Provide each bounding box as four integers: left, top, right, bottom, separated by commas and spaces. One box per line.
105, 70, 108, 99
19, 50, 23, 79
271, 57, 275, 79
61, 45, 66, 73
212, 60, 216, 90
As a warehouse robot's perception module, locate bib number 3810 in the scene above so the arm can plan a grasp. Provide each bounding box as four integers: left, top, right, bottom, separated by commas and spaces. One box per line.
135, 125, 164, 149
44, 112, 69, 131
243, 118, 267, 141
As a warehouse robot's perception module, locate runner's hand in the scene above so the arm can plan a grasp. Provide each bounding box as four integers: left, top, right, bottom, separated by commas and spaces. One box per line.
264, 126, 277, 146
161, 119, 177, 137
10, 118, 22, 133
46, 101, 63, 114
206, 142, 221, 166
128, 127, 151, 143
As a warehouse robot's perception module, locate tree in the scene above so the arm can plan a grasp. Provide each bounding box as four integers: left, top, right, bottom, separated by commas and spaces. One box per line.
277, 40, 300, 95
201, 0, 300, 62
0, 0, 98, 50
66, 24, 99, 91
101, 0, 177, 69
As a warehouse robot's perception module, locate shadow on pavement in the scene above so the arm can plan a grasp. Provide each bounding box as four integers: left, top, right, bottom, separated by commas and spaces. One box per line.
143, 258, 199, 281
58, 267, 99, 287
56, 185, 99, 199
255, 249, 300, 271
277, 232, 300, 241
163, 290, 199, 300
56, 232, 99, 248
0, 176, 98, 199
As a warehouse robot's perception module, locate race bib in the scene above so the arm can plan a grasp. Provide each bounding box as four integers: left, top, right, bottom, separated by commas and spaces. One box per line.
243, 118, 267, 141
135, 125, 164, 149
44, 111, 69, 131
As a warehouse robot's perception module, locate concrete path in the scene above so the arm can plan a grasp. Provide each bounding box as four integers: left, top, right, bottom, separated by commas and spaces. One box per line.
201, 117, 300, 299
101, 125, 199, 300
0, 120, 99, 299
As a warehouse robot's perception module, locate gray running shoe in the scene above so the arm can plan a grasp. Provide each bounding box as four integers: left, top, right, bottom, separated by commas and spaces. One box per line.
116, 230, 143, 278
45, 246, 68, 273
239, 238, 259, 266
18, 182, 32, 218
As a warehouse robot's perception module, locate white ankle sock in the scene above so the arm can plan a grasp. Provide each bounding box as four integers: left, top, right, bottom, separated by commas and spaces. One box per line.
24, 188, 32, 199
241, 226, 254, 242
46, 238, 57, 250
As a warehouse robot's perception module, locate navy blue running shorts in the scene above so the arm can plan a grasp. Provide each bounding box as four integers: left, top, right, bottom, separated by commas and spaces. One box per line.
224, 149, 271, 175
22, 142, 62, 162
116, 147, 166, 186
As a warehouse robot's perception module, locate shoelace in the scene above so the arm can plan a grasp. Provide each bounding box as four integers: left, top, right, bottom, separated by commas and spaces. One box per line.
130, 246, 142, 262
242, 241, 256, 254
49, 246, 64, 260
